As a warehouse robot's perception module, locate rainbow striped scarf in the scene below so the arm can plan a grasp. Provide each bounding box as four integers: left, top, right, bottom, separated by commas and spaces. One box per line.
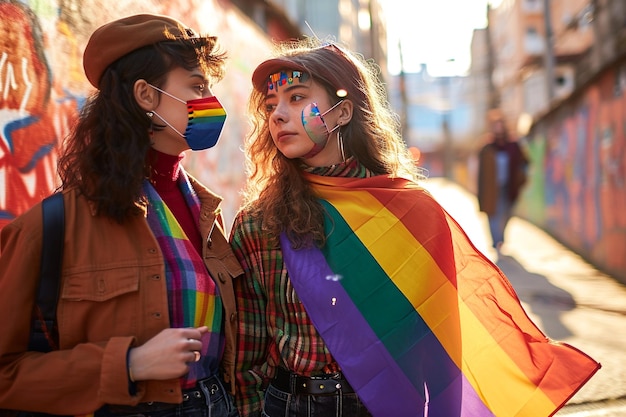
280, 174, 599, 417
143, 176, 224, 388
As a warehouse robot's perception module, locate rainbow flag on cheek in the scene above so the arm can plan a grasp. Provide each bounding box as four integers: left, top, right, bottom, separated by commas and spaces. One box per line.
280, 174, 600, 417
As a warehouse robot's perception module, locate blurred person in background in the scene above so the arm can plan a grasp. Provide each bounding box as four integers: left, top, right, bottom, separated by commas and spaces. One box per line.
477, 109, 529, 254
0, 14, 241, 416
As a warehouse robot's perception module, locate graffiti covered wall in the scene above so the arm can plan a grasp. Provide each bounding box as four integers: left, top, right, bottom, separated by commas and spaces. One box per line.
518, 63, 626, 283
1, 0, 68, 229
1, 0, 271, 231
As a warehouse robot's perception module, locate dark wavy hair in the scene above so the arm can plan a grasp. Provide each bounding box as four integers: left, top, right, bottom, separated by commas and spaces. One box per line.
58, 37, 226, 223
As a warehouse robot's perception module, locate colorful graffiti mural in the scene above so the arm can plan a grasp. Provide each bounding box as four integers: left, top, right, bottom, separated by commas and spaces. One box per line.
519, 65, 626, 283
0, 1, 73, 229
0, 0, 272, 232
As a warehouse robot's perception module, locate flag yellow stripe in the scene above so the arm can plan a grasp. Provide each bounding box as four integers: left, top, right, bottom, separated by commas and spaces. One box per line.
319, 187, 556, 416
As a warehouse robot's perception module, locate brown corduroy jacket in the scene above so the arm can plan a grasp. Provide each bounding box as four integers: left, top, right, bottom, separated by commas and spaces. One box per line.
0, 176, 242, 415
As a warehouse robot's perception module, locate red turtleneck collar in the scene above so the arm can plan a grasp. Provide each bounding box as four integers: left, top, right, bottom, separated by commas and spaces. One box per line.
148, 148, 184, 191
147, 148, 202, 254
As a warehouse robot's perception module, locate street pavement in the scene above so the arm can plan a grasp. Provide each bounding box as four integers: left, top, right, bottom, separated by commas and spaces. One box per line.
421, 177, 626, 417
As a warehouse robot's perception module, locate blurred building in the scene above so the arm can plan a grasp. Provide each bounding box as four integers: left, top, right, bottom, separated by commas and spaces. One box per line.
485, 0, 599, 133
231, 0, 389, 83
387, 66, 474, 178
467, 27, 495, 140
227, 0, 302, 40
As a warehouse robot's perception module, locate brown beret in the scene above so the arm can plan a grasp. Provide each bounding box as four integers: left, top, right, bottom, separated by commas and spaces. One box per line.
83, 13, 197, 88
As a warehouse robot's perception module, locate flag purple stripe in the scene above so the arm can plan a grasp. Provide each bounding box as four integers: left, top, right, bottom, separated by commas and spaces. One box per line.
280, 234, 424, 416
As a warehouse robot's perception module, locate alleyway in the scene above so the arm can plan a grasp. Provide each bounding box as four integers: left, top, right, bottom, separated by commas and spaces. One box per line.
422, 177, 626, 416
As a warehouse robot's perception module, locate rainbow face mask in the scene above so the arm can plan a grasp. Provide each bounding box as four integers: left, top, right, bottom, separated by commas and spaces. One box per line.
300, 100, 343, 158
149, 85, 227, 150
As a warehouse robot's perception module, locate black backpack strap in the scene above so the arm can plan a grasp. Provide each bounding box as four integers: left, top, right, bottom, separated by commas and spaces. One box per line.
28, 192, 65, 352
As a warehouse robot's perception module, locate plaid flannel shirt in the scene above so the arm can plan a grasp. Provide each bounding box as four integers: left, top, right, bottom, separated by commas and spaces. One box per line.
230, 159, 372, 416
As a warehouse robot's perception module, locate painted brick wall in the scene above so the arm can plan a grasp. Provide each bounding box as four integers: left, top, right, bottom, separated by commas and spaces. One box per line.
518, 62, 626, 284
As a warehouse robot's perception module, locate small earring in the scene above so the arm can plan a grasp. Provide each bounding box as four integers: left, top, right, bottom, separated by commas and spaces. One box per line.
147, 112, 155, 143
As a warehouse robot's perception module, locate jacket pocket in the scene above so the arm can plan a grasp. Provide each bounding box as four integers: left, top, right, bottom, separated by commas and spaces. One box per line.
61, 268, 139, 301
57, 268, 141, 346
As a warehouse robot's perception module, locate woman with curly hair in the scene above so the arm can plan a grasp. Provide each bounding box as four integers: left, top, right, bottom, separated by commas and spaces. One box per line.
230, 38, 598, 417
0, 14, 241, 416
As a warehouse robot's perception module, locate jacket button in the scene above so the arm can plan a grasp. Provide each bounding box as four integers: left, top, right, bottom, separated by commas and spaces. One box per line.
152, 275, 161, 280
218, 272, 227, 284
153, 312, 162, 319
230, 312, 237, 322
148, 248, 157, 254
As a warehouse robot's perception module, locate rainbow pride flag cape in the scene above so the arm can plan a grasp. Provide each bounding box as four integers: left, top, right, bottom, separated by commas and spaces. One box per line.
280, 174, 600, 417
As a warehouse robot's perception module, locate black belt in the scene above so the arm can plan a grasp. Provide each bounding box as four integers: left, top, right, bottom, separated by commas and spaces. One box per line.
101, 375, 225, 415
272, 367, 355, 395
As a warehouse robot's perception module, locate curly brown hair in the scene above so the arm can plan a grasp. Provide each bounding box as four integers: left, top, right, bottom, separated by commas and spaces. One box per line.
58, 36, 226, 223
241, 38, 420, 248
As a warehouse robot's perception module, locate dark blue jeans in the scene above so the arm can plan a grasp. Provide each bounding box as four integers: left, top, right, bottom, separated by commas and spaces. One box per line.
488, 185, 513, 248
261, 382, 372, 417
95, 375, 238, 417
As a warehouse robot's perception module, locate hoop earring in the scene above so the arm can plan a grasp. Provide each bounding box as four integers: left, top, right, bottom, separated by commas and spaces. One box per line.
338, 130, 345, 163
